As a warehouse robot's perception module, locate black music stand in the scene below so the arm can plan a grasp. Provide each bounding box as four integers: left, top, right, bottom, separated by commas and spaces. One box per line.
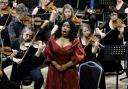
104, 45, 128, 89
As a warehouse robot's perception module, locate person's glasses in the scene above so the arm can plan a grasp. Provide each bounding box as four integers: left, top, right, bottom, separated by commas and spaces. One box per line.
110, 13, 117, 16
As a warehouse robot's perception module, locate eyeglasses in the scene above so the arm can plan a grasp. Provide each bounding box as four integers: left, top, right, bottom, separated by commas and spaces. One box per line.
110, 13, 117, 16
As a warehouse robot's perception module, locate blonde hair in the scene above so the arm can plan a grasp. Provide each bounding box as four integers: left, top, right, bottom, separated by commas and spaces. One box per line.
78, 23, 91, 37
62, 4, 74, 20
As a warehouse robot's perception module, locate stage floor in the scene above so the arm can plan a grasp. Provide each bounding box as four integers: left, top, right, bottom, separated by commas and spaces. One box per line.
4, 65, 128, 89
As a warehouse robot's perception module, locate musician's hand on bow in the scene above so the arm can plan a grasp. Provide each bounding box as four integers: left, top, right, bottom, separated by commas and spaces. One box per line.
35, 41, 46, 57
12, 58, 22, 64
8, 49, 18, 59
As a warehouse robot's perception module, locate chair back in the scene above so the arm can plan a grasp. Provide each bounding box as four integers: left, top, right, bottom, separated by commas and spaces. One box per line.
79, 61, 103, 89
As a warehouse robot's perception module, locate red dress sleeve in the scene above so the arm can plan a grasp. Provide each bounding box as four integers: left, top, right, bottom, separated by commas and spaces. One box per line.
71, 43, 86, 64
43, 38, 54, 63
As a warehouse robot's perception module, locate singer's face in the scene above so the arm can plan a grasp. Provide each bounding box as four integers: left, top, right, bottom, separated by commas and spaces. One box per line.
61, 22, 71, 37
23, 30, 33, 42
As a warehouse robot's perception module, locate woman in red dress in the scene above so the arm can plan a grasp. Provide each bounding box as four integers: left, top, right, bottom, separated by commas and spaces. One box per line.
44, 19, 86, 89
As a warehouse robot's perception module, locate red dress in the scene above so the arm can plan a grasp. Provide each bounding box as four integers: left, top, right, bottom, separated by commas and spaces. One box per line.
44, 37, 85, 89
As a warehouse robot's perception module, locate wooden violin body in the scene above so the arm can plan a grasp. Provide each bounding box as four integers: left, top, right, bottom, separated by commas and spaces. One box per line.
0, 5, 16, 16
112, 18, 125, 32
0, 46, 12, 56
44, 2, 56, 13
22, 16, 43, 26
71, 16, 81, 25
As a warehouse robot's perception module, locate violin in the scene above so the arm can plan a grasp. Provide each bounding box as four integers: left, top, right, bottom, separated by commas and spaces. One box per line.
112, 18, 125, 32
22, 40, 43, 49
22, 16, 44, 26
0, 46, 12, 56
0, 2, 16, 16
44, 2, 57, 13
71, 15, 81, 25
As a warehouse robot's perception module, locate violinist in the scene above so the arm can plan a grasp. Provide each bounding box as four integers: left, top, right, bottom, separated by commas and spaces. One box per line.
32, 0, 57, 43
32, 0, 57, 15
7, 3, 28, 47
51, 4, 82, 37
0, 0, 17, 26
10, 26, 45, 89
78, 23, 106, 89
95, 6, 124, 73
61, 4, 81, 25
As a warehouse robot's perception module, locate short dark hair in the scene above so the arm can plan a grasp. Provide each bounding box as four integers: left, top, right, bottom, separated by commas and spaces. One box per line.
54, 19, 76, 42
108, 6, 117, 14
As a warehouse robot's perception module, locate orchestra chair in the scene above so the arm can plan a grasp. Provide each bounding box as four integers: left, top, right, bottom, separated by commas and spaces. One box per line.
20, 75, 33, 89
79, 61, 103, 89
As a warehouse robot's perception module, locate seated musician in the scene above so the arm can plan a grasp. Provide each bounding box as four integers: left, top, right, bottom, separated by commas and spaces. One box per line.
7, 3, 28, 47
95, 6, 125, 72
78, 23, 106, 89
51, 4, 82, 37
10, 26, 45, 89
32, 0, 57, 14
0, 0, 17, 26
115, 0, 128, 26
32, 0, 57, 43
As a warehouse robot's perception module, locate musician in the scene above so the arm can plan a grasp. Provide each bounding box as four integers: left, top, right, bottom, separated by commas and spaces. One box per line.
116, 0, 128, 13
78, 23, 106, 89
32, 0, 57, 43
7, 3, 28, 47
10, 26, 45, 89
96, 6, 125, 72
114, 0, 128, 27
51, 4, 81, 37
0, 0, 17, 26
32, 0, 57, 15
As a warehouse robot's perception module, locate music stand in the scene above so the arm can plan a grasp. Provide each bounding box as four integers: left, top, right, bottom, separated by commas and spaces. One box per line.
104, 45, 128, 89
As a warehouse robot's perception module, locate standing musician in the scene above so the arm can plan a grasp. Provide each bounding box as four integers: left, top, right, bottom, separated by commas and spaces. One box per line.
96, 6, 125, 72
115, 0, 128, 26
7, 3, 28, 47
10, 26, 45, 89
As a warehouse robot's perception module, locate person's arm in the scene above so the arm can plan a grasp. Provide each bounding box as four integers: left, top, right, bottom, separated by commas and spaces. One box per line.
32, 7, 39, 15
0, 70, 3, 78
51, 61, 62, 71
35, 41, 46, 57
92, 41, 99, 54
61, 61, 75, 71
51, 24, 58, 35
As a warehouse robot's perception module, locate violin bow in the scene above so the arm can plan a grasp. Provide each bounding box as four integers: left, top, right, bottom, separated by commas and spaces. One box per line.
20, 29, 40, 62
